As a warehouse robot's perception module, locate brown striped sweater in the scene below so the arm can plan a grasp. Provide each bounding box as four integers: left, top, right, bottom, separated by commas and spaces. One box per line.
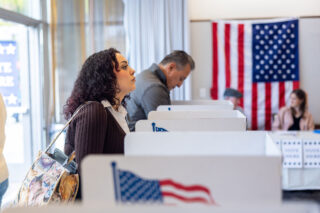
64, 101, 125, 170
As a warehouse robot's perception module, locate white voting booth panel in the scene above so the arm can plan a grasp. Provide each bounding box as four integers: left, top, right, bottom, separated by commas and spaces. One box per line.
122, 132, 281, 205
269, 131, 320, 190
135, 117, 246, 132
171, 100, 232, 106
148, 110, 244, 120
157, 104, 233, 111
80, 155, 281, 206
4, 203, 320, 213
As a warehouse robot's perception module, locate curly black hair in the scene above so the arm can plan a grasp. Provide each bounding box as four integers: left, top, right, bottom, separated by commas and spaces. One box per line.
64, 48, 122, 119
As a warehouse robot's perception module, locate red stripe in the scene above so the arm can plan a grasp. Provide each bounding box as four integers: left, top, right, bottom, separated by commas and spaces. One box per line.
224, 24, 231, 88
159, 180, 211, 195
279, 82, 285, 109
251, 83, 258, 130
161, 191, 213, 205
211, 22, 219, 100
293, 81, 300, 90
265, 83, 272, 130
237, 24, 244, 108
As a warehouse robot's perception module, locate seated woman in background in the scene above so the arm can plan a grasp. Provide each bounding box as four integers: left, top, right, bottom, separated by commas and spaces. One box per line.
63, 48, 135, 198
272, 89, 314, 131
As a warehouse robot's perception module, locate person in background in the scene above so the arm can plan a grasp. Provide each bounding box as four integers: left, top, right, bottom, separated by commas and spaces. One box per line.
126, 50, 195, 131
0, 94, 8, 207
63, 48, 135, 199
272, 89, 314, 131
223, 88, 244, 115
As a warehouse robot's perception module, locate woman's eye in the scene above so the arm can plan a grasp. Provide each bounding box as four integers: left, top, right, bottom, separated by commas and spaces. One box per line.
121, 65, 128, 70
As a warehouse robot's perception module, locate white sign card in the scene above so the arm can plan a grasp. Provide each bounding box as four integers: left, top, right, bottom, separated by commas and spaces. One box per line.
303, 140, 320, 168
281, 139, 303, 168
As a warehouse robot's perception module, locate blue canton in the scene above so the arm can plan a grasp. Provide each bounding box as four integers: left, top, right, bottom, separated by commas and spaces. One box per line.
118, 169, 163, 203
252, 20, 299, 82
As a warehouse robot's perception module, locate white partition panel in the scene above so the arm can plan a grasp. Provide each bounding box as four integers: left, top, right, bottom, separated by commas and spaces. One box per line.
148, 110, 244, 120
80, 154, 281, 206
136, 117, 246, 132
157, 104, 233, 111
4, 203, 320, 213
171, 100, 233, 106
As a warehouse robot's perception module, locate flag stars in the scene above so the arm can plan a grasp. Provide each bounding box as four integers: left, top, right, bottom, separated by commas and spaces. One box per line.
260, 40, 265, 45
286, 59, 291, 64
269, 70, 274, 74
282, 64, 287, 69
256, 35, 260, 40
264, 55, 269, 60
290, 54, 295, 59
282, 55, 286, 59
290, 44, 295, 49
286, 39, 291, 44
269, 40, 273, 45
255, 45, 260, 50
290, 34, 295, 38
264, 25, 269, 30
278, 29, 282, 34
282, 34, 287, 39
268, 50, 273, 54
292, 74, 296, 78
287, 29, 291, 33
265, 65, 269, 69
6, 44, 16, 55
291, 64, 295, 69
273, 75, 278, 79
286, 69, 291, 74
260, 70, 265, 74
260, 30, 265, 35
255, 55, 260, 60
291, 23, 295, 28
269, 30, 274, 34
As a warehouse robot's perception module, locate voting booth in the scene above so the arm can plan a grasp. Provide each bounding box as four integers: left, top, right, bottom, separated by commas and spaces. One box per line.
171, 100, 233, 106
80, 154, 281, 206
269, 131, 320, 190
3, 202, 320, 213
148, 110, 244, 120
157, 104, 234, 111
135, 117, 246, 131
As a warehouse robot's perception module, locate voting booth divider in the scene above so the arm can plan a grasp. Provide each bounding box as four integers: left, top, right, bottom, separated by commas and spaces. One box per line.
157, 104, 233, 111
148, 110, 244, 120
135, 118, 246, 132
269, 131, 320, 190
171, 100, 233, 106
3, 202, 320, 213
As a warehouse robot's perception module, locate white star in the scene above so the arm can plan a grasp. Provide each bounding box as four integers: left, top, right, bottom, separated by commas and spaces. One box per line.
274, 65, 278, 69
282, 44, 286, 49
282, 34, 287, 39
286, 39, 290, 44
282, 24, 287, 29
260, 50, 265, 55
6, 44, 16, 55
278, 40, 283, 44
278, 29, 282, 34
255, 25, 260, 30
260, 60, 265, 65
277, 59, 282, 64
256, 35, 260, 40
264, 75, 269, 79
291, 64, 295, 69
291, 74, 296, 78
269, 50, 274, 54
291, 23, 295, 28
287, 29, 291, 33
273, 25, 278, 29
7, 94, 17, 105
282, 64, 287, 69
286, 59, 291, 64
256, 75, 260, 79
264, 55, 269, 60
269, 30, 274, 34
265, 35, 269, 40
255, 45, 260, 50
265, 65, 269, 69
264, 25, 269, 30
286, 69, 291, 74
282, 74, 287, 79
269, 40, 274, 45
290, 44, 295, 49
286, 49, 290, 54
260, 40, 265, 45
255, 55, 260, 60
0, 45, 5, 55
274, 75, 278, 79
260, 70, 265, 74
264, 45, 269, 50
290, 34, 295, 38
290, 54, 295, 59
269, 70, 274, 74
256, 65, 260, 69
282, 55, 286, 59
260, 30, 265, 35
273, 55, 278, 60
273, 45, 278, 49
269, 59, 274, 64
278, 50, 282, 54
277, 69, 282, 74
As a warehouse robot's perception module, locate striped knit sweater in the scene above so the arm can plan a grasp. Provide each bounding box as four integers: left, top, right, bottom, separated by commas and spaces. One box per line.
64, 101, 125, 170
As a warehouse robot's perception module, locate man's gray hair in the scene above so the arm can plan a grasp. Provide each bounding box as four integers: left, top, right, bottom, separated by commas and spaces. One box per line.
160, 50, 195, 70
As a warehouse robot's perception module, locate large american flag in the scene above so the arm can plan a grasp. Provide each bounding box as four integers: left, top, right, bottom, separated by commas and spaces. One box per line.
210, 18, 300, 130
111, 162, 216, 205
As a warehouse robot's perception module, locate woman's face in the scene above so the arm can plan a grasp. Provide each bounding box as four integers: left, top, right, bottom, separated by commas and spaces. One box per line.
114, 53, 136, 95
290, 93, 303, 108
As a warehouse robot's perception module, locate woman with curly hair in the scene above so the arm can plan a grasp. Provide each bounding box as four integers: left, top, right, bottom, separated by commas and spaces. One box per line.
63, 48, 135, 198
272, 89, 314, 131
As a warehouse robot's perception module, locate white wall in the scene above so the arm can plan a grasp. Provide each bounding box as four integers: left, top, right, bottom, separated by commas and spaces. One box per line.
189, 0, 320, 20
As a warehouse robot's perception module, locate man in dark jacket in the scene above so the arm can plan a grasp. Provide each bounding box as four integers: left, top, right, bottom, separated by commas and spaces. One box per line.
126, 50, 195, 131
